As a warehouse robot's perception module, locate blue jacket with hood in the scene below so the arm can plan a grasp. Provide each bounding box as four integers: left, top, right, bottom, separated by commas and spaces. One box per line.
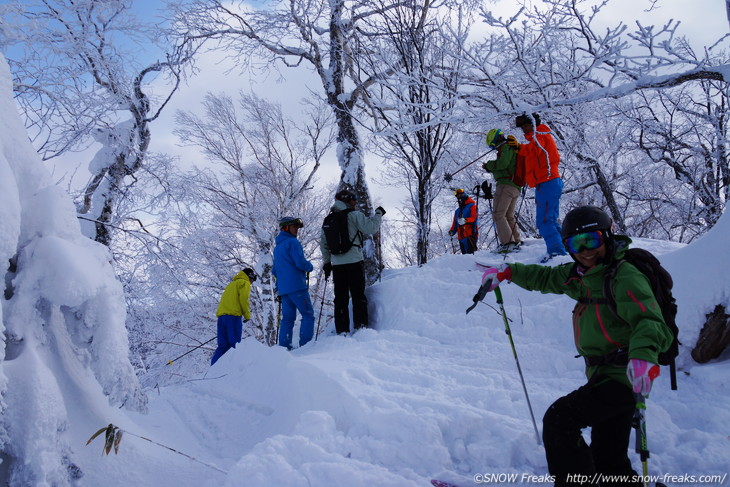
273, 230, 314, 296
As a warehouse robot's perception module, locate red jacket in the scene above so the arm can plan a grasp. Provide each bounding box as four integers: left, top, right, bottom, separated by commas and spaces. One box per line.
520, 124, 560, 187
449, 197, 478, 239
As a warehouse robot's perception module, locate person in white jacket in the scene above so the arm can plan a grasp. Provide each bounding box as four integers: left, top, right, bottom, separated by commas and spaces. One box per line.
320, 190, 384, 334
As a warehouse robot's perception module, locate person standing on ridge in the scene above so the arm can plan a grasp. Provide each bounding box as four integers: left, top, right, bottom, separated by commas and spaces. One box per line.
448, 188, 479, 254
508, 113, 566, 262
211, 268, 256, 365
483, 128, 523, 253
320, 190, 385, 335
273, 216, 315, 350
478, 205, 672, 486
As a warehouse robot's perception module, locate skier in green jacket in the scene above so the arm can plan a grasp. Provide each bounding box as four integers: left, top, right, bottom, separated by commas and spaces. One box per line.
479, 206, 672, 486
483, 128, 523, 253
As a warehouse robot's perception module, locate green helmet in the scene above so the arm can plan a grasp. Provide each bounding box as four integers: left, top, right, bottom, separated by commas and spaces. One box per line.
486, 128, 505, 149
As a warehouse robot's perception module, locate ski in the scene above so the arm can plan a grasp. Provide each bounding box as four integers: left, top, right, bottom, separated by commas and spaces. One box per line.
433, 476, 667, 487
474, 259, 511, 270
431, 480, 463, 487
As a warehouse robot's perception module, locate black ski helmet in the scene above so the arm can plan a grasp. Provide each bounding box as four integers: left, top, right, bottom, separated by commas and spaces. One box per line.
562, 206, 615, 260
561, 205, 616, 262
561, 206, 612, 238
335, 189, 357, 203
242, 268, 258, 282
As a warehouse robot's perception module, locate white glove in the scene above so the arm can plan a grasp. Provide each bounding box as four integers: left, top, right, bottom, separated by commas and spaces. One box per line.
458, 218, 466, 225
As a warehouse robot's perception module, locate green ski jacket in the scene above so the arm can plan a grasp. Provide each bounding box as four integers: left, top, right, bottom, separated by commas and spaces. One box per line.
484, 145, 521, 189
508, 236, 673, 388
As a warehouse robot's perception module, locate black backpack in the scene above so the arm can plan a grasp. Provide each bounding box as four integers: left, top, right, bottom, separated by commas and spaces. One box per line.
322, 209, 358, 255
603, 248, 680, 390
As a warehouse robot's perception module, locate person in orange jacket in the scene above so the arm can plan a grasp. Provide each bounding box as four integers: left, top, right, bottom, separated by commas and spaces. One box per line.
448, 189, 479, 254
508, 113, 567, 262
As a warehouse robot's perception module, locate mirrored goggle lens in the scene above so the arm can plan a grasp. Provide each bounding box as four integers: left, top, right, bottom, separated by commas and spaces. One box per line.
564, 231, 603, 254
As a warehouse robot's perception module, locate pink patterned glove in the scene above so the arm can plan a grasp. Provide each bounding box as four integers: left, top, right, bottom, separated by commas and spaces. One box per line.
626, 358, 660, 396
481, 266, 512, 292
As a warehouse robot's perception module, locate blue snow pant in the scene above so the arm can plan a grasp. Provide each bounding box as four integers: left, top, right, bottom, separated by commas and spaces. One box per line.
535, 177, 567, 255
278, 289, 315, 349
458, 234, 478, 254
211, 314, 243, 365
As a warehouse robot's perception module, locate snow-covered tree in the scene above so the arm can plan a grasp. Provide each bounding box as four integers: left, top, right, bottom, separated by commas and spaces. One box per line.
172, 92, 332, 346
118, 92, 333, 379
0, 53, 144, 486
460, 0, 730, 242
5, 0, 201, 246
362, 4, 471, 265
171, 0, 473, 282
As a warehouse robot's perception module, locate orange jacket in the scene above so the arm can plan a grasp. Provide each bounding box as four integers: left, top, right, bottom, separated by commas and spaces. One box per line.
449, 197, 478, 239
520, 124, 560, 187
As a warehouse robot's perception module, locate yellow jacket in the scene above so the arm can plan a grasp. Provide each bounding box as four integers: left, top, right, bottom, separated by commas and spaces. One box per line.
216, 271, 252, 320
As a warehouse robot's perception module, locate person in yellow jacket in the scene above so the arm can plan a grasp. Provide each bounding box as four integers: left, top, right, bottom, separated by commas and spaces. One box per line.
211, 268, 256, 365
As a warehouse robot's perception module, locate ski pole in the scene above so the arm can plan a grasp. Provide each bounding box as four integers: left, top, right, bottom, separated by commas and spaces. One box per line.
494, 287, 542, 445
167, 336, 216, 365
276, 295, 281, 346
473, 184, 481, 252
315, 275, 329, 341
633, 393, 650, 487
512, 186, 528, 241
486, 191, 498, 249
444, 150, 493, 182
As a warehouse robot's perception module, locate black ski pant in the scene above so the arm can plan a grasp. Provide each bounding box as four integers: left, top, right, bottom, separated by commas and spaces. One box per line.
543, 376, 642, 487
332, 261, 368, 334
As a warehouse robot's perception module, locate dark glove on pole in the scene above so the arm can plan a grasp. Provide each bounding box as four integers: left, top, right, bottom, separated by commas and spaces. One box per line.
465, 279, 492, 314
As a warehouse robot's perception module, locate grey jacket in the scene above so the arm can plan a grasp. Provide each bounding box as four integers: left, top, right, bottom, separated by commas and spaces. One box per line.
320, 200, 383, 265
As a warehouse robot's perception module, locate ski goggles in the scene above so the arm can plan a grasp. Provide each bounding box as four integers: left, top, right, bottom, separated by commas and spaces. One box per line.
563, 230, 604, 254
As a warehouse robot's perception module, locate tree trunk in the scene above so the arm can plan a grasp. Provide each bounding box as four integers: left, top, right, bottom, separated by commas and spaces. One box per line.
691, 304, 730, 363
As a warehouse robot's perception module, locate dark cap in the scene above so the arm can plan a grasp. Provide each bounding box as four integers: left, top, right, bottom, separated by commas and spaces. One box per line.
515, 113, 541, 128
242, 268, 257, 282
335, 190, 357, 202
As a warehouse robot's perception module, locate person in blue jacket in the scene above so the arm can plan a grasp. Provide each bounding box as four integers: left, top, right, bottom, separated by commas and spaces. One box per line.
272, 216, 315, 349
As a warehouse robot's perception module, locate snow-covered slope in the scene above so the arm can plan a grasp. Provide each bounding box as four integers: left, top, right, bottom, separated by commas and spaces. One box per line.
2, 49, 728, 486
74, 237, 729, 487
